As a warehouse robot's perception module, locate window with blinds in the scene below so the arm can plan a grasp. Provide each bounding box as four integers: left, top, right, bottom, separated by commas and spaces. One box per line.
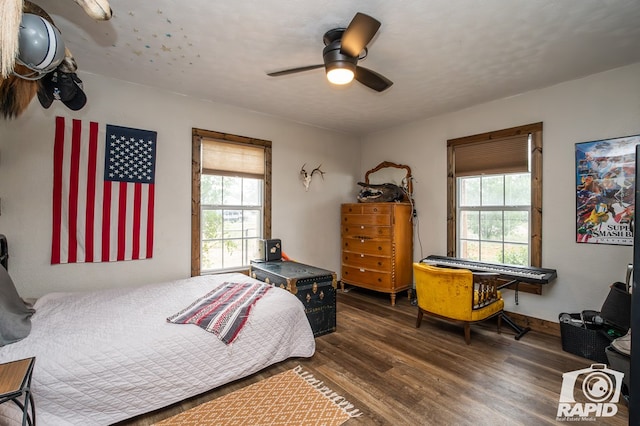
453, 134, 530, 176
191, 129, 272, 275
447, 123, 543, 268
201, 141, 265, 178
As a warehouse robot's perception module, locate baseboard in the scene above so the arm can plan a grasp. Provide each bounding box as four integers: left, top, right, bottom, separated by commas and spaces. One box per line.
504, 311, 560, 337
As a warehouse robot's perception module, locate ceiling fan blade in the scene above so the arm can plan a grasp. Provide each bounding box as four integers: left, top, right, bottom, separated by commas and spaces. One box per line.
355, 66, 393, 92
267, 64, 324, 77
340, 12, 381, 57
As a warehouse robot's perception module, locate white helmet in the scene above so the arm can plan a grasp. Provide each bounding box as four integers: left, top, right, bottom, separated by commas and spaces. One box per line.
14, 13, 66, 80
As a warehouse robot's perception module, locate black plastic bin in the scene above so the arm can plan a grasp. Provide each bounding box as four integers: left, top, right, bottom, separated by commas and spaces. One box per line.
559, 312, 615, 364
559, 280, 631, 364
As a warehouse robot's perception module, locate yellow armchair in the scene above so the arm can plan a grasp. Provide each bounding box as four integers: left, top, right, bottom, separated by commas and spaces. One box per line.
413, 262, 504, 344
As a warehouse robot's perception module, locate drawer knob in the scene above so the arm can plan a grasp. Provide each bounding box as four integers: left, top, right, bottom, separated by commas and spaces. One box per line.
360, 254, 364, 257
360, 268, 365, 272
361, 239, 365, 243
360, 225, 364, 229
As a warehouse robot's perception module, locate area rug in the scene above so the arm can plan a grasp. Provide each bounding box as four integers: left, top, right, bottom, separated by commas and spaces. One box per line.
154, 366, 362, 426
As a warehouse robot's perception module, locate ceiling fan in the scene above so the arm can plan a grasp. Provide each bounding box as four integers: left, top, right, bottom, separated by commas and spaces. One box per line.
267, 12, 393, 92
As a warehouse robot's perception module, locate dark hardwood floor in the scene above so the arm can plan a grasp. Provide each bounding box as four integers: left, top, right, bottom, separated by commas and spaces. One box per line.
118, 286, 629, 426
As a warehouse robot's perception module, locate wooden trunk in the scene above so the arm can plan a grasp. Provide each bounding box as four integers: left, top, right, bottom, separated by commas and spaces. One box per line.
340, 202, 413, 306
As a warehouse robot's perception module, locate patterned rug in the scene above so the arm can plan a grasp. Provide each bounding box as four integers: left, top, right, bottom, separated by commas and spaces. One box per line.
154, 366, 362, 426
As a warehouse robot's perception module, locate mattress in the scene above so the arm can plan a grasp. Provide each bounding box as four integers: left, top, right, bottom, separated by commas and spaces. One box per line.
0, 273, 315, 425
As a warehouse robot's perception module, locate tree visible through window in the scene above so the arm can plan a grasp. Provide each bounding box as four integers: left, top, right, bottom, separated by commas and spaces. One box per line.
457, 173, 531, 265
200, 175, 262, 271
191, 129, 272, 276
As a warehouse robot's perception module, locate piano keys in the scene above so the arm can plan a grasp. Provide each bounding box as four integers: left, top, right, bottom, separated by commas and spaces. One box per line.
421, 255, 557, 284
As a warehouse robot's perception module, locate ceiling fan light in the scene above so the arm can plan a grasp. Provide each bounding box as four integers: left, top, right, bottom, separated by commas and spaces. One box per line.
327, 67, 354, 85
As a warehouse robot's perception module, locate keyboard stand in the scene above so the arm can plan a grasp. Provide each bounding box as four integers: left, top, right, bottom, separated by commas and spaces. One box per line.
498, 279, 522, 304
498, 279, 531, 340
500, 312, 531, 340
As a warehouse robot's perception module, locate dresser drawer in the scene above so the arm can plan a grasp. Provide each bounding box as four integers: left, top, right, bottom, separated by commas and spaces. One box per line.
341, 204, 363, 215
342, 252, 392, 271
362, 204, 391, 215
342, 238, 392, 256
341, 224, 391, 239
341, 204, 392, 215
342, 214, 391, 226
342, 265, 392, 288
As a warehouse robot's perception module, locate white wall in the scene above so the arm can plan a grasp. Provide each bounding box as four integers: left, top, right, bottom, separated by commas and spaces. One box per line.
3, 64, 639, 323
0, 73, 360, 298
361, 63, 640, 322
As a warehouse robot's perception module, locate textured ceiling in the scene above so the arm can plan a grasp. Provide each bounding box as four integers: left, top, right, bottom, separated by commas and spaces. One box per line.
32, 0, 640, 135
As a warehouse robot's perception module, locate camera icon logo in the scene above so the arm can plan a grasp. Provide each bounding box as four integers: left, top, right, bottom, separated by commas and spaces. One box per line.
557, 363, 624, 419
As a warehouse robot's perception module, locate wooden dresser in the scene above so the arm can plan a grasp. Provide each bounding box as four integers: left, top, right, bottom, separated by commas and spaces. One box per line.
340, 202, 413, 305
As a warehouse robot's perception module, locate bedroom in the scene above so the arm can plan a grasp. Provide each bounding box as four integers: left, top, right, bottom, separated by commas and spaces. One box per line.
1, 0, 639, 424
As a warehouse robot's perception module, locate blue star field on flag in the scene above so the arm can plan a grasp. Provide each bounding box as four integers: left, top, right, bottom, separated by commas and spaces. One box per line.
105, 124, 157, 184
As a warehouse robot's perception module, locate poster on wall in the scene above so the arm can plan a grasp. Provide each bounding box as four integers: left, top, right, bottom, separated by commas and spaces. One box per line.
576, 134, 640, 245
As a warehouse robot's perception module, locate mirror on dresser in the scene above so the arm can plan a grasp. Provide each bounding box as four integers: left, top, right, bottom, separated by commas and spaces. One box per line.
363, 161, 413, 201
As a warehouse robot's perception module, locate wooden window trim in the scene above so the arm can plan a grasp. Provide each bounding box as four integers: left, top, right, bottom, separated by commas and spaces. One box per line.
447, 122, 543, 294
191, 128, 272, 277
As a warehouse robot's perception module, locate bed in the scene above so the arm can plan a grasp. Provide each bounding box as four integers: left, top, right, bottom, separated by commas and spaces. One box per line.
0, 272, 316, 425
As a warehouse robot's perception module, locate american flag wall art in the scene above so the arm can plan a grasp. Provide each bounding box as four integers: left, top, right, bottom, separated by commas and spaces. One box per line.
51, 117, 157, 264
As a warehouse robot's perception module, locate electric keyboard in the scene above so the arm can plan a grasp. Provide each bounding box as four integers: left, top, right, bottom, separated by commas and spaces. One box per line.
421, 255, 557, 284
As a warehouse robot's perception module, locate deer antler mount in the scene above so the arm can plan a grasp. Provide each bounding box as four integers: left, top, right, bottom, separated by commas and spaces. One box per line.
300, 163, 325, 191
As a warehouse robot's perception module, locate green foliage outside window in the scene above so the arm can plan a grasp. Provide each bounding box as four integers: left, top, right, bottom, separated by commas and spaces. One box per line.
200, 174, 262, 271
458, 173, 530, 266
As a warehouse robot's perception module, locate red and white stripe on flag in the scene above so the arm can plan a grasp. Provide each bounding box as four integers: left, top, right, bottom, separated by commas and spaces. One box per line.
51, 117, 156, 264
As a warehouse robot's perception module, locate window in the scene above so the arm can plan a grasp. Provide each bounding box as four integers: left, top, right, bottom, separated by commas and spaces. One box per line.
191, 129, 272, 276
447, 123, 543, 269
457, 173, 531, 265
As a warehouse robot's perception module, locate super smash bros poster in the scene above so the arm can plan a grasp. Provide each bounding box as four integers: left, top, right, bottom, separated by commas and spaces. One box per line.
576, 134, 640, 245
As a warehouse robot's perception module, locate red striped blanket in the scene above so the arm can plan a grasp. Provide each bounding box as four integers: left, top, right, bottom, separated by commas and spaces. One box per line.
167, 281, 271, 344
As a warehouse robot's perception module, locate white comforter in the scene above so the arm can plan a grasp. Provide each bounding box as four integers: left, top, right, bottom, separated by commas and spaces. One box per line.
0, 273, 315, 425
